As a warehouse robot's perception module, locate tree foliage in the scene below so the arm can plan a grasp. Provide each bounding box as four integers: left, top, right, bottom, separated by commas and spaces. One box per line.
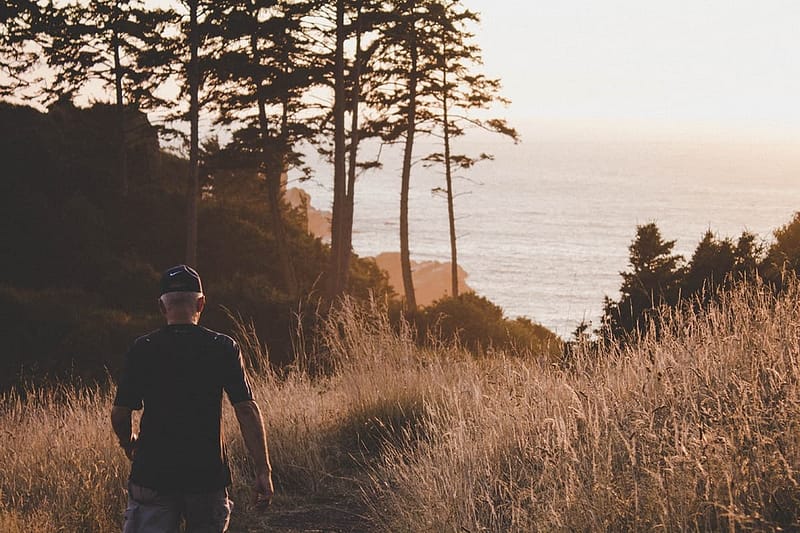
0, 0, 49, 98
0, 101, 389, 390
601, 222, 685, 341
422, 0, 518, 298
763, 212, 800, 285
0, 0, 549, 388
601, 223, 765, 343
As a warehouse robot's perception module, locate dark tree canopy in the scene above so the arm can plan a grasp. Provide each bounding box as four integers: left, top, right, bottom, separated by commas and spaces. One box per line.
0, 101, 391, 390
0, 0, 557, 391
600, 223, 765, 344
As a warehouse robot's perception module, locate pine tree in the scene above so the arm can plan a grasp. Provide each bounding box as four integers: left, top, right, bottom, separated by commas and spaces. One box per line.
41, 0, 172, 195
373, 0, 439, 311
423, 0, 518, 298
601, 223, 684, 341
326, 0, 349, 301
203, 0, 323, 298
683, 230, 736, 297
763, 212, 800, 286
324, 0, 392, 301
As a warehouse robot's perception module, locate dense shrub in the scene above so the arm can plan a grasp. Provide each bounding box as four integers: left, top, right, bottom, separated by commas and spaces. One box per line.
415, 292, 562, 357
0, 286, 158, 391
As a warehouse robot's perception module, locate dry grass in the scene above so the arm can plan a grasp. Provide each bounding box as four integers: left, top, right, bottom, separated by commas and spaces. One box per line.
0, 385, 128, 532
2, 282, 800, 531
366, 282, 800, 532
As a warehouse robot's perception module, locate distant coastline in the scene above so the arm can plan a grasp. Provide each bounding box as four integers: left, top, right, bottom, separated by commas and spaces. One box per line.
287, 186, 473, 306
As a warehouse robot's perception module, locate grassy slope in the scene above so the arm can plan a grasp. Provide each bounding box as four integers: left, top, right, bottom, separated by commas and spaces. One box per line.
2, 282, 799, 532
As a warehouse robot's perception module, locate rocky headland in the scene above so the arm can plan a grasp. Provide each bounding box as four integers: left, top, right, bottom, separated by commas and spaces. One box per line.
287, 187, 472, 305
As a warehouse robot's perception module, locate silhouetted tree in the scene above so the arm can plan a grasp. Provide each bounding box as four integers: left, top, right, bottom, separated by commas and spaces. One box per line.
683, 230, 736, 298
203, 0, 324, 298
763, 212, 800, 286
600, 223, 685, 341
326, 0, 349, 301
733, 231, 761, 278
336, 0, 392, 298
682, 230, 762, 301
184, 0, 202, 266
372, 0, 441, 310
41, 0, 172, 195
323, 0, 390, 301
0, 1, 48, 99
394, 0, 427, 311
423, 0, 518, 298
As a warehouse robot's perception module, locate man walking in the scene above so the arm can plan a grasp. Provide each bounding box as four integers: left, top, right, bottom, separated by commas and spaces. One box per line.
111, 265, 273, 532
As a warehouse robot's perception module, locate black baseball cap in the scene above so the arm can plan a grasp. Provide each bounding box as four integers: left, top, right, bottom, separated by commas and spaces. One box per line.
160, 265, 203, 295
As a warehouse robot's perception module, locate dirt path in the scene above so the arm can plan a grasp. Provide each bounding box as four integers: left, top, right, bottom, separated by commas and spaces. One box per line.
229, 494, 374, 532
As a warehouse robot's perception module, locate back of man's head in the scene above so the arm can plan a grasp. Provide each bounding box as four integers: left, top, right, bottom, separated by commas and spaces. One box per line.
160, 265, 203, 296
159, 265, 205, 324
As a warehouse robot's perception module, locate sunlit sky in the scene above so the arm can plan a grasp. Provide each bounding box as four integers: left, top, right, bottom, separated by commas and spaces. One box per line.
57, 0, 800, 143
461, 0, 800, 142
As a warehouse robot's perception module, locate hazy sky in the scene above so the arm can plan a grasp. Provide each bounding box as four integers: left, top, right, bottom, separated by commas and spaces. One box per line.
460, 0, 800, 141
54, 1, 800, 143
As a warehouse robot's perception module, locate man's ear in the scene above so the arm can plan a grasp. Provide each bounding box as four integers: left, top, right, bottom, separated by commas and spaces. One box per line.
158, 297, 167, 316
197, 295, 206, 314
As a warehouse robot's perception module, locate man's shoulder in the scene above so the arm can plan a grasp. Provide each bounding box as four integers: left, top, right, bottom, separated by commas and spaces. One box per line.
196, 326, 239, 352
128, 326, 239, 358
131, 328, 165, 348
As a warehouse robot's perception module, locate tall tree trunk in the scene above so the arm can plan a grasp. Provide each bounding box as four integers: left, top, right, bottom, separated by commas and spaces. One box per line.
112, 14, 128, 197
185, 0, 199, 267
326, 0, 347, 301
340, 0, 363, 293
400, 25, 417, 311
442, 44, 458, 298
250, 16, 298, 299
264, 158, 297, 298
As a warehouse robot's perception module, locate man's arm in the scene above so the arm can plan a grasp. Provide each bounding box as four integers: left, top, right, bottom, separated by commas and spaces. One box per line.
110, 406, 137, 460
233, 399, 274, 504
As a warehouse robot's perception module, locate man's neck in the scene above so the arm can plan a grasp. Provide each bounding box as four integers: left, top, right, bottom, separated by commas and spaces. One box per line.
166, 318, 199, 325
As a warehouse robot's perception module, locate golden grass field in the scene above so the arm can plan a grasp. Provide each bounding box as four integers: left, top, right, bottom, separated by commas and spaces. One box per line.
2, 280, 799, 532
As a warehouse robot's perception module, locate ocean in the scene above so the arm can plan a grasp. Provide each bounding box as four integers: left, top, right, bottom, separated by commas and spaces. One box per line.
298, 130, 800, 338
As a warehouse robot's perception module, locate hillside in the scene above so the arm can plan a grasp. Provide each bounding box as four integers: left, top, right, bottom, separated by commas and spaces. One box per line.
0, 100, 391, 389
2, 278, 799, 531
0, 99, 563, 391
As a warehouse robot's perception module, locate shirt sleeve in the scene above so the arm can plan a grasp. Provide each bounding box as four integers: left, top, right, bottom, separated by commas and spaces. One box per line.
113, 341, 144, 410
223, 341, 254, 404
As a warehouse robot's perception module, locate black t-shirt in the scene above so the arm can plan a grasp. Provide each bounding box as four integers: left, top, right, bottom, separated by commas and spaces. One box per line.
113, 324, 253, 492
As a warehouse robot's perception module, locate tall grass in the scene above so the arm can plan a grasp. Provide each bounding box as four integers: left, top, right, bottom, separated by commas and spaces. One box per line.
2, 281, 799, 531
0, 385, 128, 532
366, 281, 800, 531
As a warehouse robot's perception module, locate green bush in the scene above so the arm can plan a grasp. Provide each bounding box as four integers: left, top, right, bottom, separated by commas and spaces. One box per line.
416, 293, 561, 357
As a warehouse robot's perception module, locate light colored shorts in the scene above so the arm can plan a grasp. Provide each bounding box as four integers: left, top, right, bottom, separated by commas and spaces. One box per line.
122, 481, 233, 533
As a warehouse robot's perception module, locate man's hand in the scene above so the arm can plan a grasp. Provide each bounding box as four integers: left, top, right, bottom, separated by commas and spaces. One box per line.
111, 406, 137, 460
122, 433, 138, 461
254, 470, 274, 507
233, 400, 274, 509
